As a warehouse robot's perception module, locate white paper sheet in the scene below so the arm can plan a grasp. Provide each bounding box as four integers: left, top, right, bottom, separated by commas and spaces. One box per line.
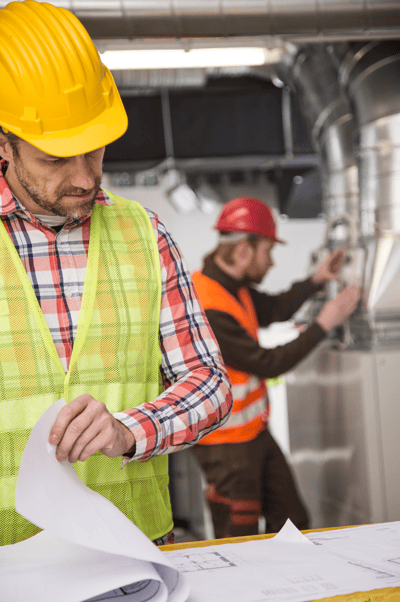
306, 522, 400, 583
0, 398, 189, 602
164, 520, 400, 602
2, 398, 400, 602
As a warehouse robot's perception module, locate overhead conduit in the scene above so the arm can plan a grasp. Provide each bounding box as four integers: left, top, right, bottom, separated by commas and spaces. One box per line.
0, 0, 397, 40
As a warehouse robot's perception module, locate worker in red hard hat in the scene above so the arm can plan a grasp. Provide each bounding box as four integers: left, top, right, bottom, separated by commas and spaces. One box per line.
191, 196, 361, 538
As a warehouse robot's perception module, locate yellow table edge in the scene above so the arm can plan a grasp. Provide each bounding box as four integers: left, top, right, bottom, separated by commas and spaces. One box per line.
160, 526, 400, 602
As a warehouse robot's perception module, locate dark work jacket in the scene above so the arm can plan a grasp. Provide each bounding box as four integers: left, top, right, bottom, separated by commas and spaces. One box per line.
202, 259, 326, 379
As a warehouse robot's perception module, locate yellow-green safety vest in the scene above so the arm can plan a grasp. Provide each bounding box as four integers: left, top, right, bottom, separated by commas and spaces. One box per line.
0, 190, 173, 545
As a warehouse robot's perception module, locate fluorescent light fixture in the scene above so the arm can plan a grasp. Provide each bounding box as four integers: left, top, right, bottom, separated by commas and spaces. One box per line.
196, 181, 221, 214
100, 47, 282, 70
168, 183, 199, 214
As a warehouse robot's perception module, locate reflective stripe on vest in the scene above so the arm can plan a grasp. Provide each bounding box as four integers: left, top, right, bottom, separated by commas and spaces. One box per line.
220, 379, 267, 428
230, 375, 264, 400
0, 191, 172, 545
192, 271, 267, 445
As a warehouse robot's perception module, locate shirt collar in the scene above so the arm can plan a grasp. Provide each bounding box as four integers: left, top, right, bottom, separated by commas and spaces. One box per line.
0, 159, 113, 223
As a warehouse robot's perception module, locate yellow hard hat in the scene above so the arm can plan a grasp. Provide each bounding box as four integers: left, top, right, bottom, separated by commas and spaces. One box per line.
0, 0, 127, 157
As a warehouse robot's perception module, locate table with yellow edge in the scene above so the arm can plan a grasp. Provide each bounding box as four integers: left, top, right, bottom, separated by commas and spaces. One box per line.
160, 527, 400, 602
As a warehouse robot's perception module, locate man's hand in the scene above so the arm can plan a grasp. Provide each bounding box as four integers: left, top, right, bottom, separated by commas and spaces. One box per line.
316, 284, 361, 332
49, 394, 135, 463
312, 246, 348, 285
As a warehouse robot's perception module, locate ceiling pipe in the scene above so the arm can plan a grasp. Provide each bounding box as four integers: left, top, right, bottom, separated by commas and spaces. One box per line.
1, 1, 397, 40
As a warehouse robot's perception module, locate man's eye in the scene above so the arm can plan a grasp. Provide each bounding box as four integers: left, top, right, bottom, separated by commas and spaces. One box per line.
48, 157, 66, 164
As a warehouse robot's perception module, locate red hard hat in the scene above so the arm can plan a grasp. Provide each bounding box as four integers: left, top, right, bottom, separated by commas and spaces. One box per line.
214, 197, 285, 243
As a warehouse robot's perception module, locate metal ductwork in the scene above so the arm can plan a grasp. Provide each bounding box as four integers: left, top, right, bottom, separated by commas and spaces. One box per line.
339, 41, 400, 346
278, 44, 360, 340
280, 40, 400, 348
340, 41, 400, 238
1, 1, 397, 41
280, 44, 358, 235
283, 41, 400, 531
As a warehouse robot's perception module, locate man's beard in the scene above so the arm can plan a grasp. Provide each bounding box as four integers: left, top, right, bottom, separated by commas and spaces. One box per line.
250, 273, 264, 285
243, 272, 265, 286
13, 158, 102, 220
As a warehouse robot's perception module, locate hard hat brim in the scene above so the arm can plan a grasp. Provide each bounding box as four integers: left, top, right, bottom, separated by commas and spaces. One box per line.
6, 91, 128, 158
214, 226, 286, 245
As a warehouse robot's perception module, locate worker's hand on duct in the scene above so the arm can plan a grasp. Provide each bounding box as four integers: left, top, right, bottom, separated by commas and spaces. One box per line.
311, 246, 348, 285
315, 284, 361, 332
49, 394, 136, 463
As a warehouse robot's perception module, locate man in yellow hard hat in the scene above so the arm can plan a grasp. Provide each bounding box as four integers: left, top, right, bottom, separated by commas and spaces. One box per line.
0, 0, 232, 546
192, 196, 361, 539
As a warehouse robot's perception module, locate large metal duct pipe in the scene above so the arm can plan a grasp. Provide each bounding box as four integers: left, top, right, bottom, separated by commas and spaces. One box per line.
281, 45, 358, 237
0, 1, 397, 40
340, 42, 400, 238
282, 41, 400, 530
278, 45, 360, 339
339, 41, 400, 342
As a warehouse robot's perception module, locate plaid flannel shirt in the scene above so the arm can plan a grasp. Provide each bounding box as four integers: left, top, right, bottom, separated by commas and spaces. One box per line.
0, 162, 232, 462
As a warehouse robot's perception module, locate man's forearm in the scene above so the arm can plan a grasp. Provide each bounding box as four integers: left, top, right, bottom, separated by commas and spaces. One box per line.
206, 308, 326, 379
114, 365, 232, 461
251, 277, 322, 326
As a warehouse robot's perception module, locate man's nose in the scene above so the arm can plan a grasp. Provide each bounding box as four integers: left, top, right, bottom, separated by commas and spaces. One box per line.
68, 155, 96, 190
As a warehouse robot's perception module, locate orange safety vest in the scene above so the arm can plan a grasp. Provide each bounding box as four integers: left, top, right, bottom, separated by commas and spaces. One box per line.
192, 271, 268, 445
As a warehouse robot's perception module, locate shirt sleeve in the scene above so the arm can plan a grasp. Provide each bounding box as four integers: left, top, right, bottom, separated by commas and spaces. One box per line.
205, 310, 326, 379
114, 211, 233, 461
249, 278, 322, 327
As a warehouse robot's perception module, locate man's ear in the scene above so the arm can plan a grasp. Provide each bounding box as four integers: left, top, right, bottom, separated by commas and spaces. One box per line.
234, 239, 254, 267
0, 131, 13, 161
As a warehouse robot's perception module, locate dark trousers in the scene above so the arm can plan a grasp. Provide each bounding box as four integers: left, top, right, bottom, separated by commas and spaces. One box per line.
191, 428, 309, 539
